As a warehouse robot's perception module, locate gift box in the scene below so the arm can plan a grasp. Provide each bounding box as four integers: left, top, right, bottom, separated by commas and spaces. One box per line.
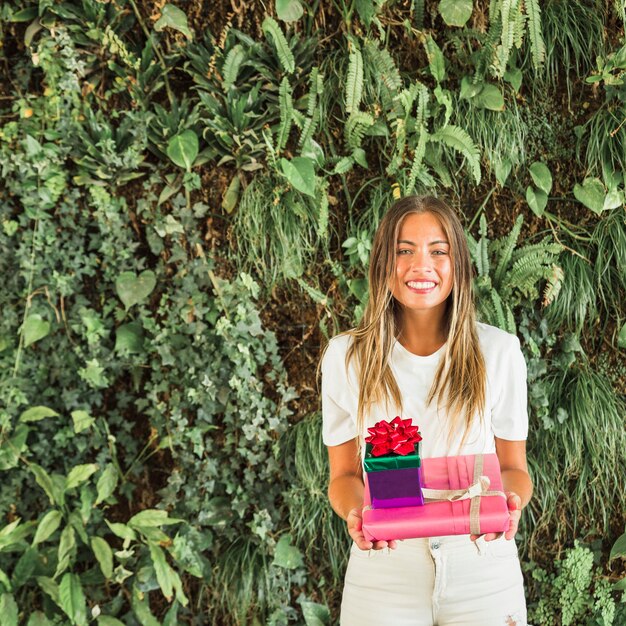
364, 441, 424, 508
363, 417, 424, 509
362, 453, 510, 541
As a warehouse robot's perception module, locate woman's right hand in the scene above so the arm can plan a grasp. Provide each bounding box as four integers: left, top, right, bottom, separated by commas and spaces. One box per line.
347, 507, 398, 551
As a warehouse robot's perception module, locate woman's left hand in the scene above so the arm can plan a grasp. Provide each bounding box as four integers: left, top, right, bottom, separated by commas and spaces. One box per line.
470, 491, 521, 542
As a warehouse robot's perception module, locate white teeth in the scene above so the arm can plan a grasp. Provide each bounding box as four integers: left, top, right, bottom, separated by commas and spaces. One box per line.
407, 281, 436, 289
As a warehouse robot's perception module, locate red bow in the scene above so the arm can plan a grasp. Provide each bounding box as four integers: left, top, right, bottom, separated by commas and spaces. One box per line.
365, 416, 422, 457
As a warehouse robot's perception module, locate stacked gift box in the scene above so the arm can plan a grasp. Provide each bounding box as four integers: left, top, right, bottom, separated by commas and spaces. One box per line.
361, 417, 511, 542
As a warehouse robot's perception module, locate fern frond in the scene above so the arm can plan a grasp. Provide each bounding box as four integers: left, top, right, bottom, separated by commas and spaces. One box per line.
504, 254, 553, 298
306, 67, 319, 118
406, 128, 428, 193
364, 40, 402, 92
386, 118, 406, 174
298, 109, 319, 150
317, 182, 329, 239
277, 77, 293, 151
489, 0, 503, 23
542, 264, 564, 307
423, 144, 451, 187
292, 110, 306, 130
262, 126, 277, 167
431, 125, 482, 185
262, 16, 295, 74
493, 214, 523, 286
346, 47, 364, 114
345, 111, 375, 150
490, 289, 509, 332
477, 214, 490, 277
413, 0, 426, 28
524, 0, 545, 70
222, 43, 246, 91
415, 82, 429, 128
513, 3, 527, 49
333, 156, 354, 174
510, 241, 562, 265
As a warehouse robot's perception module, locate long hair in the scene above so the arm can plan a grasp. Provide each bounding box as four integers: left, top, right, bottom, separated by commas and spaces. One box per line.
320, 195, 486, 452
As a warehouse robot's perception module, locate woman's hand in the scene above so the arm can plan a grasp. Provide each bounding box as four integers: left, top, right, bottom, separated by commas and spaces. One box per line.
347, 507, 398, 551
470, 491, 522, 542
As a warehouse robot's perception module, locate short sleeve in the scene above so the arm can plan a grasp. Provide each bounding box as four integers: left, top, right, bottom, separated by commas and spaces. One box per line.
321, 338, 357, 446
491, 334, 529, 440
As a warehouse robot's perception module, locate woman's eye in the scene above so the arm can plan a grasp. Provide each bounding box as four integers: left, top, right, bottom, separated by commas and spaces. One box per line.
433, 250, 448, 255
397, 249, 411, 255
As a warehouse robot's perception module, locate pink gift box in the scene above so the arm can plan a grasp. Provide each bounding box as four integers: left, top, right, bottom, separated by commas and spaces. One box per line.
362, 453, 510, 541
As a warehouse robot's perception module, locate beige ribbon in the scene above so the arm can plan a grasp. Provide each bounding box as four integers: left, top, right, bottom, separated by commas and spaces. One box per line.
420, 454, 506, 535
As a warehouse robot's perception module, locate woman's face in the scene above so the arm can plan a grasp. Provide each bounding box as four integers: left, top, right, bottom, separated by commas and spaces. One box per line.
390, 211, 454, 316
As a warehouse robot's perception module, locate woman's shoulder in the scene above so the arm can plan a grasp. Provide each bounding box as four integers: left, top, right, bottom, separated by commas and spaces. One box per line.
322, 331, 355, 363
475, 321, 521, 355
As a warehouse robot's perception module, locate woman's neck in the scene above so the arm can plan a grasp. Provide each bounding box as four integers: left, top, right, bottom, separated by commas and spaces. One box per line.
396, 310, 447, 357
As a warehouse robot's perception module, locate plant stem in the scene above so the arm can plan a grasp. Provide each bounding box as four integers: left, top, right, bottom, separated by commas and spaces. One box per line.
128, 0, 175, 107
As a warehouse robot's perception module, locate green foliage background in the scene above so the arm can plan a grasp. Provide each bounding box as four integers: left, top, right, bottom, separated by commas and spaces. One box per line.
0, 0, 625, 624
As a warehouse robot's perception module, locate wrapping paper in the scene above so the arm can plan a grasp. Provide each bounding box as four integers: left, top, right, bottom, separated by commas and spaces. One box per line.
364, 442, 423, 508
362, 453, 509, 541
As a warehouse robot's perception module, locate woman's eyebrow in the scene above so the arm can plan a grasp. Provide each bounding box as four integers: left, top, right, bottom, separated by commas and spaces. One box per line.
397, 239, 449, 245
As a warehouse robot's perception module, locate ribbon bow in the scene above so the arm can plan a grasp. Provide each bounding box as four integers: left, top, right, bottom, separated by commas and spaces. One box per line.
365, 416, 422, 457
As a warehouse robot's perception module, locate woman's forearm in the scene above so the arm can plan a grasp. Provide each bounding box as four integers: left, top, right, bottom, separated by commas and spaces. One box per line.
501, 468, 533, 508
328, 474, 365, 521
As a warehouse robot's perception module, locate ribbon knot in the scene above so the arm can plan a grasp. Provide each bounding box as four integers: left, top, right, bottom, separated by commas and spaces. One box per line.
365, 416, 422, 457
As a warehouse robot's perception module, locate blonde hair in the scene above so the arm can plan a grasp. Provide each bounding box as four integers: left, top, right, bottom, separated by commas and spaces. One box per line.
319, 195, 486, 452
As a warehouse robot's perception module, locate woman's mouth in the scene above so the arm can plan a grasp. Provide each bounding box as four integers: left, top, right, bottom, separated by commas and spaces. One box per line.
406, 280, 437, 294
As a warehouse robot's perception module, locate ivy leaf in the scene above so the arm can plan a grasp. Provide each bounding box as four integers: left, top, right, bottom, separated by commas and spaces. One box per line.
166, 130, 198, 171
115, 322, 144, 354
59, 573, 87, 626
529, 161, 552, 194
91, 537, 114, 579
154, 4, 193, 40
19, 406, 58, 423
603, 188, 624, 211
474, 84, 504, 110
276, 0, 304, 22
65, 464, 98, 491
618, 322, 626, 350
573, 177, 605, 214
438, 0, 473, 27
504, 67, 523, 93
71, 410, 94, 433
115, 271, 156, 310
33, 510, 63, 545
494, 158, 512, 187
279, 157, 316, 197
526, 186, 548, 216
272, 534, 304, 569
459, 76, 482, 99
300, 600, 330, 626
23, 314, 50, 347
0, 593, 18, 626
610, 532, 626, 560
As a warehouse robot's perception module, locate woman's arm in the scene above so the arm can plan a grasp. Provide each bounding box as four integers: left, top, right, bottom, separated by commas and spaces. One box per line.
471, 437, 533, 542
327, 439, 397, 550
495, 437, 533, 509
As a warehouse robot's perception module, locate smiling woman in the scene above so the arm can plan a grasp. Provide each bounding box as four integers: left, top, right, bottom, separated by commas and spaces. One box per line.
319, 195, 532, 626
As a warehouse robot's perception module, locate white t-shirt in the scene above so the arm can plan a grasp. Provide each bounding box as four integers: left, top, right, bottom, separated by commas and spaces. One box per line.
321, 322, 528, 458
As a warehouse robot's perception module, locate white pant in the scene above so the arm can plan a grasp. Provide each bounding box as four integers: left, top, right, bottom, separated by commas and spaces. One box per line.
340, 535, 527, 626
